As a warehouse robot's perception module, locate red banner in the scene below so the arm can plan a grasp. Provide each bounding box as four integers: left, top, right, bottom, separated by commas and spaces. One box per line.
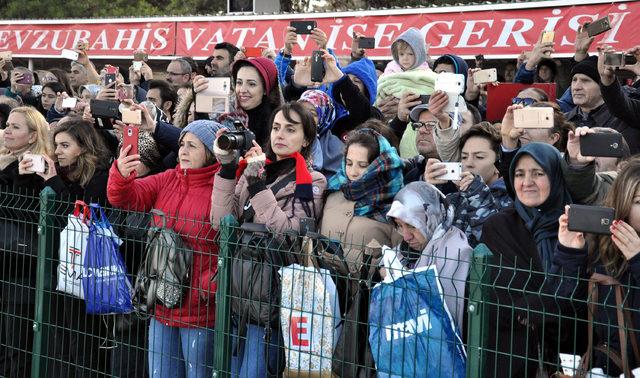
0, 1, 637, 59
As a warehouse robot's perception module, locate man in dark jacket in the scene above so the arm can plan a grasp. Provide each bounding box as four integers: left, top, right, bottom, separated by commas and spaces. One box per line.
565, 56, 640, 154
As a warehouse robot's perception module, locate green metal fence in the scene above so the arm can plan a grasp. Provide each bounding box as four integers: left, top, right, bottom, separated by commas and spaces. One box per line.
0, 188, 637, 377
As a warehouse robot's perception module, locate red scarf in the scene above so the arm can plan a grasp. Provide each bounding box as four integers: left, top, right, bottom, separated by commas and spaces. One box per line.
236, 152, 313, 200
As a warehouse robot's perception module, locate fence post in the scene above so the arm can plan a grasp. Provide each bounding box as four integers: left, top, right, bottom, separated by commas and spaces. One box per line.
213, 215, 238, 378
466, 243, 493, 378
31, 187, 56, 377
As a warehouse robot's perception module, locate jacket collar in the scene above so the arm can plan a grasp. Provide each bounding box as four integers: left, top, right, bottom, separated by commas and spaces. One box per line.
176, 163, 220, 185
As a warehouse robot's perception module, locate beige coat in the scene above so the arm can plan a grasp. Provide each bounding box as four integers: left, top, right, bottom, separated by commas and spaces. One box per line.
210, 168, 327, 234
319, 191, 402, 273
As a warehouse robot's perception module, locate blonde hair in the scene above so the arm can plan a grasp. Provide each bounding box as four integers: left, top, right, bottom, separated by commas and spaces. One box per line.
1, 107, 53, 157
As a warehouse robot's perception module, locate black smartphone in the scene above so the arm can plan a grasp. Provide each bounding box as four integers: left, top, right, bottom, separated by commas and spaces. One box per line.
419, 94, 430, 104
584, 16, 612, 37
580, 133, 624, 158
299, 217, 316, 236
93, 117, 114, 130
625, 55, 638, 66
90, 99, 120, 119
568, 204, 615, 235
310, 50, 325, 83
290, 20, 317, 35
604, 52, 624, 67
358, 37, 376, 49
103, 73, 116, 87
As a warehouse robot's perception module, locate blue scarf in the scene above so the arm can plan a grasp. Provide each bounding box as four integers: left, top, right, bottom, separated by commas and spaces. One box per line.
328, 132, 404, 223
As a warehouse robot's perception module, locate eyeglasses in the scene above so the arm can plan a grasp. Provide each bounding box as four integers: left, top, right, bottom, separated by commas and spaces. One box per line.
166, 71, 187, 76
411, 120, 439, 131
511, 97, 537, 107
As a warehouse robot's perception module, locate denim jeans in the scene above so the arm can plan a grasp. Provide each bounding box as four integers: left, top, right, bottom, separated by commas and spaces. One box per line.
148, 318, 215, 378
231, 323, 284, 378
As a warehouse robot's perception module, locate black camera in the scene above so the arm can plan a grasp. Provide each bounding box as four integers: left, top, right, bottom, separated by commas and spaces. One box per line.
217, 130, 256, 153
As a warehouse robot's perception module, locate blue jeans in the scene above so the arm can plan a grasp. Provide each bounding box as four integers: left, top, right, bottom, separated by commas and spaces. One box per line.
231, 323, 283, 378
148, 318, 215, 378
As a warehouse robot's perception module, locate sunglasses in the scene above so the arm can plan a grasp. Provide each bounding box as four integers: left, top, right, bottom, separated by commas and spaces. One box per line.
511, 97, 537, 107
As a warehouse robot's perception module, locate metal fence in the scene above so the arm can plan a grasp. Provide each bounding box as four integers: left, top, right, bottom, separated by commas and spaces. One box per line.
0, 187, 638, 377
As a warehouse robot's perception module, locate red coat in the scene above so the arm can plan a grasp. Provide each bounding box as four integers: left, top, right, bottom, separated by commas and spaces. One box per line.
107, 162, 220, 328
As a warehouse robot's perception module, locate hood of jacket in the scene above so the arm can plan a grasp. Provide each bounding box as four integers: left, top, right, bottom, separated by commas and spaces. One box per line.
341, 57, 378, 105
392, 28, 428, 70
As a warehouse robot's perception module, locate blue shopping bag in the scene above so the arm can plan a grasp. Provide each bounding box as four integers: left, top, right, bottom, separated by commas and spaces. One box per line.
83, 204, 133, 314
368, 265, 466, 378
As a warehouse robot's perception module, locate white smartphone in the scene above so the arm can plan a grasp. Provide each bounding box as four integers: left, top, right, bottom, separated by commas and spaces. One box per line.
513, 107, 554, 129
473, 68, 497, 84
435, 162, 462, 181
23, 153, 46, 173
195, 77, 231, 114
132, 61, 143, 72
61, 49, 79, 61
435, 73, 465, 95
62, 97, 78, 109
121, 108, 142, 124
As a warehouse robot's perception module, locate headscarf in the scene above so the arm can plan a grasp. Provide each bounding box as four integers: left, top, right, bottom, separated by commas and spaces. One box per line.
509, 142, 571, 272
298, 90, 336, 135
328, 130, 404, 223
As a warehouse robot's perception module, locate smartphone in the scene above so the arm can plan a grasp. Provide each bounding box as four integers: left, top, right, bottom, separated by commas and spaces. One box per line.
419, 94, 430, 104
584, 16, 612, 37
90, 99, 120, 119
473, 68, 498, 84
580, 133, 624, 158
75, 40, 89, 51
435, 162, 462, 181
290, 20, 317, 35
568, 204, 615, 235
94, 117, 114, 129
16, 72, 34, 85
604, 52, 625, 67
61, 97, 78, 109
513, 107, 554, 129
61, 49, 79, 61
625, 55, 637, 66
435, 73, 465, 95
133, 51, 148, 61
541, 31, 555, 43
23, 153, 46, 174
103, 73, 116, 87
117, 84, 134, 101
358, 37, 376, 49
299, 217, 316, 235
122, 125, 139, 156
244, 47, 263, 58
195, 77, 231, 113
310, 50, 325, 83
121, 108, 142, 124
132, 61, 143, 72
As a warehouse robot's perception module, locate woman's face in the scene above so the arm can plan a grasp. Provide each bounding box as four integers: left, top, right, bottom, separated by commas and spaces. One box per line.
270, 110, 308, 160
178, 132, 208, 169
3, 112, 35, 152
235, 66, 264, 111
41, 87, 57, 111
54, 132, 83, 167
628, 187, 640, 233
187, 103, 195, 124
513, 155, 551, 208
345, 143, 371, 182
461, 136, 498, 186
394, 218, 427, 251
300, 101, 319, 125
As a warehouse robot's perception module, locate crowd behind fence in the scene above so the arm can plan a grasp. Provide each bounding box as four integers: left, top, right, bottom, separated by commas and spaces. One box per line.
0, 187, 635, 377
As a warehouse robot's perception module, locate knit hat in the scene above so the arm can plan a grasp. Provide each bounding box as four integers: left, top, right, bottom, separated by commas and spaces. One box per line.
232, 57, 278, 96
180, 120, 225, 155
570, 56, 600, 85
391, 28, 428, 70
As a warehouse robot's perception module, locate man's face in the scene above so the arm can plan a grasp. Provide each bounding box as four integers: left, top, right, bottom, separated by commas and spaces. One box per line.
434, 63, 455, 74
415, 110, 438, 158
166, 61, 190, 85
146, 88, 164, 111
504, 64, 516, 82
69, 65, 88, 87
209, 49, 232, 77
571, 73, 603, 111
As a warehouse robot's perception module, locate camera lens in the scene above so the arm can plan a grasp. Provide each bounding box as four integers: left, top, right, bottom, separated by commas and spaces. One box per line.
218, 133, 244, 151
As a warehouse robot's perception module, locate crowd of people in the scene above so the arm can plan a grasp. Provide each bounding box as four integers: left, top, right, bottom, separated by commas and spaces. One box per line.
0, 19, 639, 378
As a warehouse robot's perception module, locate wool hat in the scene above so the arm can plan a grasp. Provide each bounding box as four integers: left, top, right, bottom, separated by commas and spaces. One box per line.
232, 57, 278, 96
180, 120, 225, 155
570, 56, 600, 85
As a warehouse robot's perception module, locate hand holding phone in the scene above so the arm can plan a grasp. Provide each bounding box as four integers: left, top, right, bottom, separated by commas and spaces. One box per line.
585, 16, 612, 37
310, 50, 325, 83
61, 49, 79, 61
195, 77, 231, 113
290, 21, 317, 35
16, 72, 34, 85
62, 97, 78, 109
568, 204, 615, 235
472, 68, 497, 84
580, 132, 624, 158
21, 154, 46, 174
358, 37, 376, 49
122, 125, 139, 156
435, 162, 462, 181
513, 107, 554, 129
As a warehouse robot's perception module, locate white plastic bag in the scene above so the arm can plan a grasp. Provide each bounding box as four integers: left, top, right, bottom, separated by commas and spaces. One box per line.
56, 201, 90, 299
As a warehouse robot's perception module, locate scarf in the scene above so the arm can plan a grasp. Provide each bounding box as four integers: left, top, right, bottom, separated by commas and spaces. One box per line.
298, 90, 336, 135
328, 132, 404, 223
236, 151, 313, 200
510, 143, 572, 272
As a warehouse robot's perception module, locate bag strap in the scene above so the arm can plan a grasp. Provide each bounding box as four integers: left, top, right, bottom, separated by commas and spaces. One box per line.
240, 171, 297, 223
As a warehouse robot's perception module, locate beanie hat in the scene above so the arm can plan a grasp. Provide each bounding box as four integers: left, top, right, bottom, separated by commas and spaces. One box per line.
570, 56, 600, 85
180, 120, 225, 155
391, 28, 428, 70
232, 57, 278, 96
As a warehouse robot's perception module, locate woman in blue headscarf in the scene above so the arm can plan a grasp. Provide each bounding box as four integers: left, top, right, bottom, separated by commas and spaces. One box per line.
480, 142, 586, 377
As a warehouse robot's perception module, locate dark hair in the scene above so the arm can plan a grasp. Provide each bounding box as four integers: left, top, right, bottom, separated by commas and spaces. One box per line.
53, 118, 111, 187
345, 129, 380, 164
148, 80, 178, 116
43, 82, 65, 95
355, 118, 399, 151
459, 122, 501, 163
265, 102, 316, 161
233, 61, 283, 111
49, 68, 73, 95
214, 42, 240, 62
530, 102, 575, 152
465, 103, 482, 125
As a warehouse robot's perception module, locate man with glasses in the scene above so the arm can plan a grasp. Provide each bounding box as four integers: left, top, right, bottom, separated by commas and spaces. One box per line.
165, 58, 192, 86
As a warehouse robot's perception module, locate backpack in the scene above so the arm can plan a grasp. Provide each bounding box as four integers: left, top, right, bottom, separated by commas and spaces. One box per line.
133, 209, 193, 315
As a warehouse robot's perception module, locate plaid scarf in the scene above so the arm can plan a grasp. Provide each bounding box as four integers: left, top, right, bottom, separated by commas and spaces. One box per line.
328, 132, 404, 223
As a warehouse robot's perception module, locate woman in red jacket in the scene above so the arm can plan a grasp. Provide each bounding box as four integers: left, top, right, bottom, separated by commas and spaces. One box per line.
107, 119, 222, 378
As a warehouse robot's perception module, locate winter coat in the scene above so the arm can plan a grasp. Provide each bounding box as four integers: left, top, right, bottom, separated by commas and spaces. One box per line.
44, 167, 110, 206
107, 162, 220, 328
562, 157, 616, 206
320, 191, 402, 273
210, 164, 327, 234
